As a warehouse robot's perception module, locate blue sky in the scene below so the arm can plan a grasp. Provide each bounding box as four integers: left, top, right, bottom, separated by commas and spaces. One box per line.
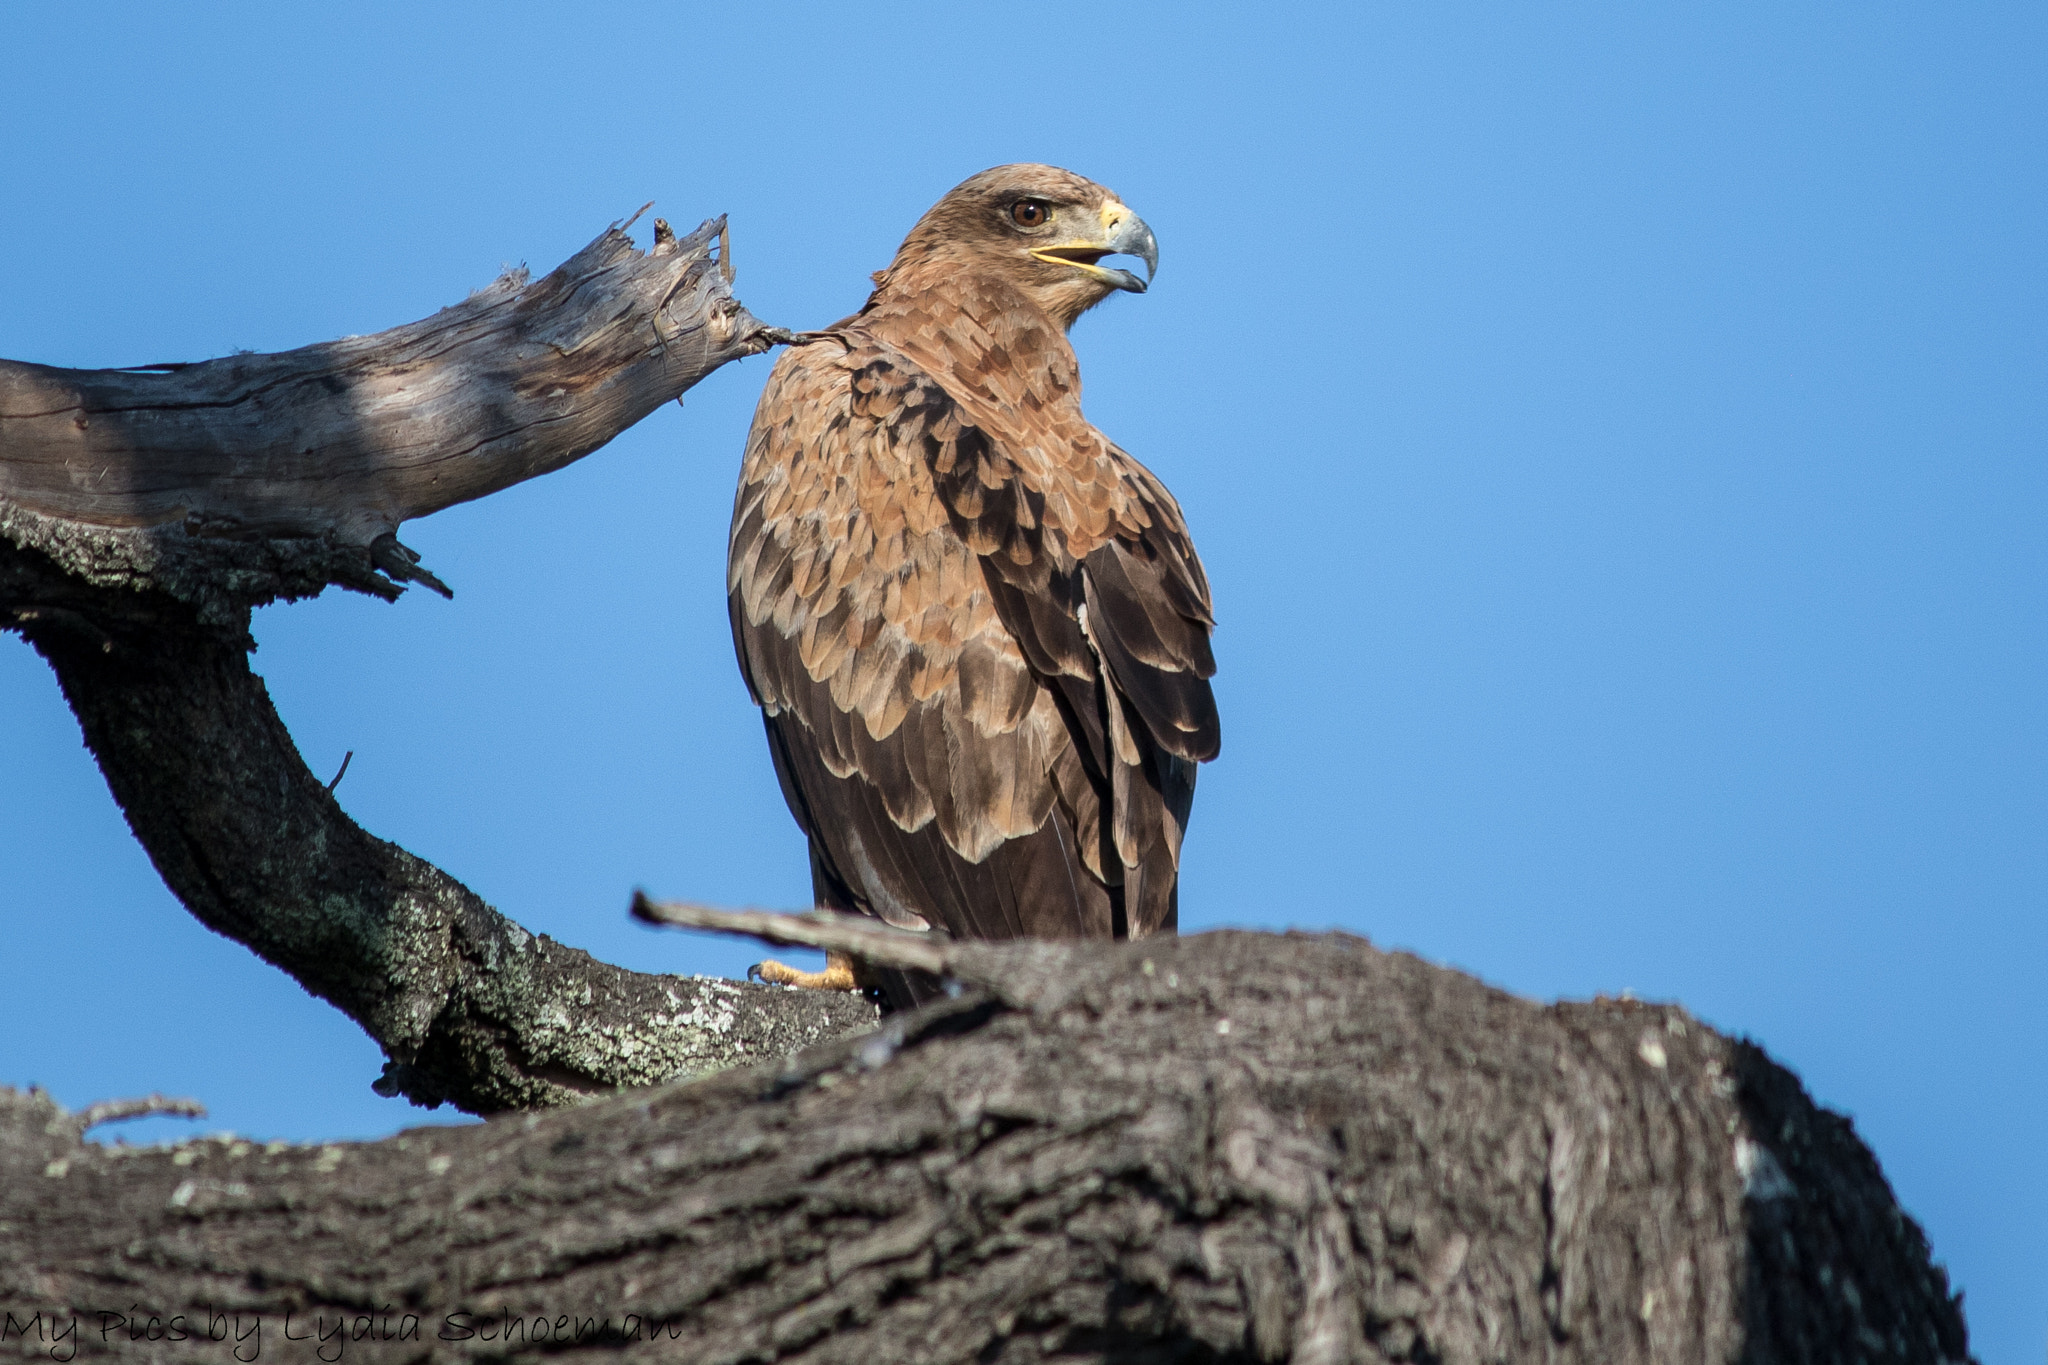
2, 3, 2042, 1357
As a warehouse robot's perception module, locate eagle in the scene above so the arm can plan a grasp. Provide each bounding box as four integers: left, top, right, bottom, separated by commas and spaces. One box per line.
728, 164, 1219, 1008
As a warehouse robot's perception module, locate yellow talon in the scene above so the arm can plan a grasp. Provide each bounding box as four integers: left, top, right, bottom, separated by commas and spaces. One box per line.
750, 950, 859, 991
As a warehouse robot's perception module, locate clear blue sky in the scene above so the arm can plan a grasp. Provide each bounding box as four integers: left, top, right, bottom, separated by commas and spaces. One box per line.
3, 3, 2041, 1357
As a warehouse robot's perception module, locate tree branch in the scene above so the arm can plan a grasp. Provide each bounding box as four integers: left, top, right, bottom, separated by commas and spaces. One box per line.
631, 896, 957, 976
0, 932, 1972, 1362
0, 216, 872, 1114
68, 1094, 207, 1136
0, 214, 788, 619
0, 215, 1974, 1358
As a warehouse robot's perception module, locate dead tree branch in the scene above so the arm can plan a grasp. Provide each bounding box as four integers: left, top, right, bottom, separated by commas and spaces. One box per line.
0, 216, 872, 1115
631, 896, 957, 976
0, 931, 1970, 1363
0, 215, 786, 618
68, 1095, 208, 1136
0, 213, 1973, 1359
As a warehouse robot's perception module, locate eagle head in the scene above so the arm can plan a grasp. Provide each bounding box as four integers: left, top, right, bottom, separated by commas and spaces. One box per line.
870, 164, 1159, 331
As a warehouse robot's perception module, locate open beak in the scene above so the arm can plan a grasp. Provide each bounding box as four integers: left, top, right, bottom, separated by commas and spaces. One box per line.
1030, 201, 1159, 294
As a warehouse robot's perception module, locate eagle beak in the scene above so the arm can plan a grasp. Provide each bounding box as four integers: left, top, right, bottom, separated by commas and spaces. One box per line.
1030, 202, 1159, 294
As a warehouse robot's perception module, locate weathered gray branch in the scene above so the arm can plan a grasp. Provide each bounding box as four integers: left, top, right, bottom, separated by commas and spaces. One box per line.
632, 896, 957, 975
0, 213, 1974, 1360
0, 214, 784, 618
0, 217, 874, 1115
0, 931, 1972, 1363
69, 1095, 208, 1136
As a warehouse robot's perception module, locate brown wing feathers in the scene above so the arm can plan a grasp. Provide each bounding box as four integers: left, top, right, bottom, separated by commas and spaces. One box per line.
731, 342, 1105, 956
728, 165, 1218, 1006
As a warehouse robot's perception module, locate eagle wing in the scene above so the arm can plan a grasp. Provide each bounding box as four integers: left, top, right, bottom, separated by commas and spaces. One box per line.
728, 331, 1217, 996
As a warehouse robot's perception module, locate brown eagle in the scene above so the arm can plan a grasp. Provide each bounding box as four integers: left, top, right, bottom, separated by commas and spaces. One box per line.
728, 165, 1219, 1007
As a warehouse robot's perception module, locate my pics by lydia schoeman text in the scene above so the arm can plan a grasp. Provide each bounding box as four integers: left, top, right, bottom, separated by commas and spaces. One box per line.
3, 1305, 700, 1359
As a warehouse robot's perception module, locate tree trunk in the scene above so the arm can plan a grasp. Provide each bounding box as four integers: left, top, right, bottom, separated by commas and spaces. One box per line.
0, 929, 1970, 1363
0, 211, 1975, 1361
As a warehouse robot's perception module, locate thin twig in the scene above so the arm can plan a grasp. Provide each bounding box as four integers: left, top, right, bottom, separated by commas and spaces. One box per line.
327, 750, 354, 792
73, 1093, 207, 1134
630, 894, 953, 976
367, 532, 453, 598
617, 200, 655, 234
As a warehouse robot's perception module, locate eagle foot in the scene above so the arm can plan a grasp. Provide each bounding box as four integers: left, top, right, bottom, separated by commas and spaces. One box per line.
749, 949, 860, 991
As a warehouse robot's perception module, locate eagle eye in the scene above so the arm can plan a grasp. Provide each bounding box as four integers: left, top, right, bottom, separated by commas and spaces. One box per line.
1010, 199, 1051, 228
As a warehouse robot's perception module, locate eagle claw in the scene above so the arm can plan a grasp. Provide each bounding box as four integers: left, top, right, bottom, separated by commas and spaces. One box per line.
749, 954, 860, 991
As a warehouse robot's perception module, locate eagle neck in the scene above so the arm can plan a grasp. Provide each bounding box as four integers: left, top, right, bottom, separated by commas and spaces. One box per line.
857, 266, 1083, 426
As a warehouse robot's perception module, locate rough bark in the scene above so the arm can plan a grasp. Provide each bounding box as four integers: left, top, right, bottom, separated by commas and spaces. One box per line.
0, 217, 876, 1114
0, 929, 1971, 1364
0, 213, 1974, 1361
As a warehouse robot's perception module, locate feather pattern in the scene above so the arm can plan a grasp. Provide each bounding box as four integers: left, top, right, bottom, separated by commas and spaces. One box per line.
728, 164, 1218, 1007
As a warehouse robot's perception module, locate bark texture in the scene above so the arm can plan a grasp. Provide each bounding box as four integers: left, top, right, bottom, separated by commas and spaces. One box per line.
0, 215, 771, 616
0, 930, 1970, 1363
0, 218, 876, 1114
0, 212, 1973, 1363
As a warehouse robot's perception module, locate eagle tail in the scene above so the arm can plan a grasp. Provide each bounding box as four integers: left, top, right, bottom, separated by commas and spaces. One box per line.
766, 711, 1119, 1012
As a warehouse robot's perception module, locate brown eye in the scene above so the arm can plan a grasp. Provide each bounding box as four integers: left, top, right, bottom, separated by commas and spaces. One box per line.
1010, 199, 1050, 228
